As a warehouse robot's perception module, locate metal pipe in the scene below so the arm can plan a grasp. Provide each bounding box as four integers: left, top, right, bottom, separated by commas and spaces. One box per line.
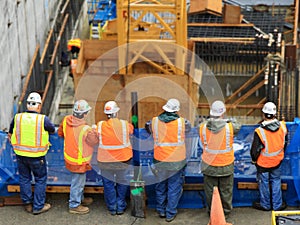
131, 92, 138, 128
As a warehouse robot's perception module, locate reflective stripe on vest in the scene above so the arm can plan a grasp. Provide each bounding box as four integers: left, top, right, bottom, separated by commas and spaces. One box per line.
257, 123, 285, 157
202, 123, 232, 153
153, 117, 184, 147
280, 121, 287, 135
98, 120, 130, 149
63, 119, 92, 165
12, 113, 49, 156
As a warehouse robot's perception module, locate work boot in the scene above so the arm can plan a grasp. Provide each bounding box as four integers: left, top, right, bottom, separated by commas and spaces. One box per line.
69, 205, 89, 214
24, 203, 32, 213
275, 202, 287, 211
252, 201, 270, 211
81, 197, 93, 206
33, 203, 51, 215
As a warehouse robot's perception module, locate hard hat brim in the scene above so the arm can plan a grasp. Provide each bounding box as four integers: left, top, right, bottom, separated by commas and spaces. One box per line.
104, 107, 120, 114
210, 110, 224, 117
162, 105, 178, 113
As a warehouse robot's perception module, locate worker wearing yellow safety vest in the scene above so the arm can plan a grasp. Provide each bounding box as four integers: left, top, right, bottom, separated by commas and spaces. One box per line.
251, 102, 288, 211
145, 98, 191, 222
58, 100, 99, 215
8, 92, 55, 215
96, 101, 133, 215
199, 100, 240, 217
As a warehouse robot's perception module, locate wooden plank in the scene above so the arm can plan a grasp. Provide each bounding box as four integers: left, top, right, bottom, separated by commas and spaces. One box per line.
225, 65, 267, 104
293, 0, 299, 45
19, 45, 40, 104
7, 185, 104, 194
0, 196, 24, 207
183, 183, 204, 191
238, 182, 287, 190
188, 23, 254, 27
190, 37, 255, 44
50, 13, 69, 65
40, 29, 54, 64
223, 4, 241, 24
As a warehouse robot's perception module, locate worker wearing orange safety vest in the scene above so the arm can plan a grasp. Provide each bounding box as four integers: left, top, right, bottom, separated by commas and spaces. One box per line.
67, 38, 81, 79
58, 100, 99, 215
251, 102, 288, 211
145, 98, 191, 222
8, 92, 55, 215
97, 101, 133, 215
199, 100, 240, 217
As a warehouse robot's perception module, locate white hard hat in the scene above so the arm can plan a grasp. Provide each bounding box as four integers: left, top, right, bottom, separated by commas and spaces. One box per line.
210, 100, 226, 117
262, 102, 276, 115
163, 98, 180, 112
27, 92, 42, 104
73, 100, 91, 114
104, 101, 120, 114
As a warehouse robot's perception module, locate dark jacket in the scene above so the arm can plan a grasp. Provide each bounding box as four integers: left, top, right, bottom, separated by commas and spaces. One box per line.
250, 119, 288, 173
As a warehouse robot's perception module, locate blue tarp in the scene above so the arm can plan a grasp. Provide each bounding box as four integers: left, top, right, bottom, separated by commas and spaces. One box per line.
1, 119, 300, 208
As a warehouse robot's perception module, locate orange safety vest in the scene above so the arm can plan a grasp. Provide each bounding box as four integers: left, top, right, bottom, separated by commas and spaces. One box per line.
256, 121, 287, 168
62, 117, 93, 166
11, 113, 50, 157
152, 117, 186, 162
200, 122, 234, 167
97, 118, 132, 162
70, 59, 77, 75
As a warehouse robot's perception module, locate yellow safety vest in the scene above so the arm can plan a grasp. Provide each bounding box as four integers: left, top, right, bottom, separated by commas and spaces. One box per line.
11, 113, 50, 157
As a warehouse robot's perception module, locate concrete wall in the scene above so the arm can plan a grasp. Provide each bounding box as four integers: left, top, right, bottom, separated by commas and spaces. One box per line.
0, 0, 60, 131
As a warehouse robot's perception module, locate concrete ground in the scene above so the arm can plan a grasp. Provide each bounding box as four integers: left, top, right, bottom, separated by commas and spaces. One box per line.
0, 193, 289, 225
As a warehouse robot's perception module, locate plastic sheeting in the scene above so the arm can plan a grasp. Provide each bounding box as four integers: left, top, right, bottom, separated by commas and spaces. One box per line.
1, 119, 300, 208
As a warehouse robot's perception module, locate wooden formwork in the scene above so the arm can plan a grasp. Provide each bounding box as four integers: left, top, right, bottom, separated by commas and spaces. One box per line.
74, 40, 200, 127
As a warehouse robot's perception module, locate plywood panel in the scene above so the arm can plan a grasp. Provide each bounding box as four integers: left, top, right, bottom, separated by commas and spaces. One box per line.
189, 0, 222, 15
223, 4, 242, 24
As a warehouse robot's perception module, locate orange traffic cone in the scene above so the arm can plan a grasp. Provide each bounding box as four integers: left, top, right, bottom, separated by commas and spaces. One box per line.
207, 186, 232, 225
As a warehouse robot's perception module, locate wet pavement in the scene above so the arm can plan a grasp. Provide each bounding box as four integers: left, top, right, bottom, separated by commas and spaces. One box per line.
0, 193, 283, 225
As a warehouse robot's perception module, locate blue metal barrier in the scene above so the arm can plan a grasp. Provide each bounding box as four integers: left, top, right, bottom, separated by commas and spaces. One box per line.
1, 119, 300, 208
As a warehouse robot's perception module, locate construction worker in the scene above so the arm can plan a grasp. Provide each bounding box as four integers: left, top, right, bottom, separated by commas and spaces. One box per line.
60, 39, 81, 80
97, 101, 133, 215
145, 98, 191, 222
68, 38, 81, 79
8, 92, 55, 214
251, 102, 287, 211
199, 100, 240, 216
58, 100, 99, 214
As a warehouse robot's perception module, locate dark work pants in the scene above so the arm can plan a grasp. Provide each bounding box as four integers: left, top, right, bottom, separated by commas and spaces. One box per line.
203, 173, 234, 215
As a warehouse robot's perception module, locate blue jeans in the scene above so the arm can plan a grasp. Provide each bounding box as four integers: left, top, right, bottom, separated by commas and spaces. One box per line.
155, 169, 184, 219
257, 166, 282, 210
69, 172, 86, 208
101, 169, 129, 213
16, 155, 47, 211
